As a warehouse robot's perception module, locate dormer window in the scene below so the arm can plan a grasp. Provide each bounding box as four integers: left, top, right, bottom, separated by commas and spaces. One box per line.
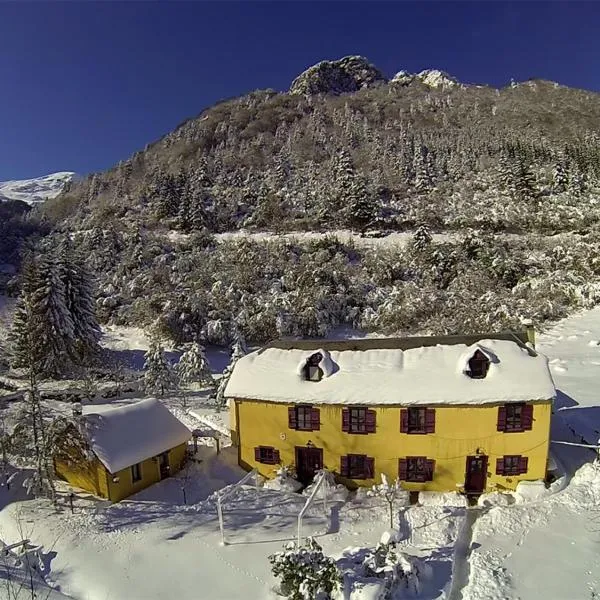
467, 350, 490, 379
303, 352, 324, 382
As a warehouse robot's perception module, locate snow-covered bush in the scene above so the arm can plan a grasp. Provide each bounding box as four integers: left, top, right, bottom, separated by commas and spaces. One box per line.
418, 491, 468, 508
302, 469, 349, 503
264, 464, 302, 493
269, 537, 341, 600
367, 475, 410, 528
361, 540, 422, 598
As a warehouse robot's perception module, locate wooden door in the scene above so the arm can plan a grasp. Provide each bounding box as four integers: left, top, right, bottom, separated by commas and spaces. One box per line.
158, 452, 170, 480
465, 455, 488, 494
295, 447, 323, 485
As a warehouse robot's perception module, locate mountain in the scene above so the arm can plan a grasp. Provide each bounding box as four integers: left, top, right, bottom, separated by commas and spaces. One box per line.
0, 172, 76, 205
21, 56, 600, 345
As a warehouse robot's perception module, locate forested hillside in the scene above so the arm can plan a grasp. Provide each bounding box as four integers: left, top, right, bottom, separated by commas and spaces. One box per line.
13, 57, 600, 344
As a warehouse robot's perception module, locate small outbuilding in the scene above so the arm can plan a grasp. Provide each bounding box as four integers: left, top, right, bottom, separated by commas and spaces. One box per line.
54, 399, 191, 502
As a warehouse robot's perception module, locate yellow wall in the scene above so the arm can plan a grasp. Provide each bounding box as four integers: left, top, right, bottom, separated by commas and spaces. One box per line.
107, 442, 188, 502
54, 455, 105, 496
55, 442, 189, 502
233, 399, 552, 492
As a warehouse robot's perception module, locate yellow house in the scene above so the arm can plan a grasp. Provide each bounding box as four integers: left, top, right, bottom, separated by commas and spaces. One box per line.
54, 398, 191, 502
225, 329, 556, 495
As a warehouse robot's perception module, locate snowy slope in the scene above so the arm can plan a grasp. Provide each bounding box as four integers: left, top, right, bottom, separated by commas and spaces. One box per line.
0, 172, 75, 205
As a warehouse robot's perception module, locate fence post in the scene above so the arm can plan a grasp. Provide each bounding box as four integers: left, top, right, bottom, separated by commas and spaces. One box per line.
217, 493, 226, 545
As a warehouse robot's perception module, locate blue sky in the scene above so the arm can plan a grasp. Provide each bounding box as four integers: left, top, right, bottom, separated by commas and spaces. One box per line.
1, 1, 599, 180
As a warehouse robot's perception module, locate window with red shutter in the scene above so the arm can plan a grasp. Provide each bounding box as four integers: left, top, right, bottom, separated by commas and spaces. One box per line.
342, 409, 350, 432
498, 403, 531, 432
343, 454, 371, 479
402, 456, 434, 482
310, 407, 320, 431
405, 407, 434, 434
296, 406, 313, 431
340, 456, 349, 477
348, 407, 368, 434
497, 406, 507, 431
366, 410, 377, 433
288, 407, 297, 430
400, 409, 409, 433
498, 455, 527, 476
254, 446, 279, 464
425, 409, 436, 434
398, 458, 408, 480
521, 405, 534, 430
496, 457, 505, 475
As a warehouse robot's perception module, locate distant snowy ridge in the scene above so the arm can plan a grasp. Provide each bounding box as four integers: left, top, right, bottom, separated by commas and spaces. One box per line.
0, 171, 75, 204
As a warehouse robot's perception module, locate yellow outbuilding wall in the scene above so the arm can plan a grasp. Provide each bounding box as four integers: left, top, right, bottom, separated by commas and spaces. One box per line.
233, 399, 552, 492
55, 442, 188, 502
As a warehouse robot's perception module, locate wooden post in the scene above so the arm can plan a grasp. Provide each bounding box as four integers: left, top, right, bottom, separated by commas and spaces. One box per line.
215, 437, 220, 455
69, 493, 74, 514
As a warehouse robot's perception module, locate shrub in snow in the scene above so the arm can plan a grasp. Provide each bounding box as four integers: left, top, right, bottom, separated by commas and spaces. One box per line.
367, 474, 410, 528
269, 537, 340, 600
477, 491, 514, 508
264, 464, 303, 493
302, 469, 349, 503
418, 491, 468, 508
337, 540, 425, 599
514, 480, 551, 504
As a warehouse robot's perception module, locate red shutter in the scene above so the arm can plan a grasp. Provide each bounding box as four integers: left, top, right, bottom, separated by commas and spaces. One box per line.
365, 457, 375, 479
426, 459, 435, 481
496, 457, 505, 475
398, 458, 408, 480
425, 409, 436, 434
521, 405, 534, 430
518, 456, 528, 474
272, 449, 280, 465
366, 410, 377, 433
254, 447, 261, 462
311, 407, 320, 431
340, 456, 349, 477
497, 406, 507, 432
342, 409, 350, 432
400, 409, 409, 433
288, 407, 297, 430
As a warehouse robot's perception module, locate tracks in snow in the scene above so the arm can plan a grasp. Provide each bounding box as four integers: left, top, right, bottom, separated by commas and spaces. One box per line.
448, 507, 481, 600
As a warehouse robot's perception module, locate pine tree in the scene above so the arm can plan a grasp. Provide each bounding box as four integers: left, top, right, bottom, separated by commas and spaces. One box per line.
57, 240, 102, 364
215, 334, 247, 410
345, 177, 377, 234
176, 342, 215, 389
143, 335, 177, 396
552, 158, 569, 193
11, 251, 76, 377
411, 224, 433, 254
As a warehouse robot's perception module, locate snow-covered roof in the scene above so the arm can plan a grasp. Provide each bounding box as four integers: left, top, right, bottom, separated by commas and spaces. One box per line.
225, 339, 555, 406
81, 399, 191, 473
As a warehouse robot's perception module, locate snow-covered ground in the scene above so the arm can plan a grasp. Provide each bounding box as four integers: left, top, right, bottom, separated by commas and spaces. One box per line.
0, 172, 75, 205
1, 310, 600, 599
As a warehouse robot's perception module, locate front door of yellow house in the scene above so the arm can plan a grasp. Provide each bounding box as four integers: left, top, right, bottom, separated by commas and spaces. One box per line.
295, 447, 323, 486
465, 455, 488, 494
158, 452, 170, 480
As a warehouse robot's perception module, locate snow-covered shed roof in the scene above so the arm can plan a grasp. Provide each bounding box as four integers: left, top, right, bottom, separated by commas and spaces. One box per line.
224, 338, 555, 406
81, 399, 191, 473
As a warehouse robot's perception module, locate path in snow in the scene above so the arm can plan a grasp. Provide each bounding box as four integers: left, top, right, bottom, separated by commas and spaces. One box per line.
447, 508, 481, 600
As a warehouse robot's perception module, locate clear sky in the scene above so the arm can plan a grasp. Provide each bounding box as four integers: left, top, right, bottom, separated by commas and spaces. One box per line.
1, 1, 599, 180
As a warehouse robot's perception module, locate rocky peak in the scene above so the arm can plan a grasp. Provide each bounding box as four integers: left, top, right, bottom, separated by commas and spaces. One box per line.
391, 68, 462, 90
289, 55, 388, 96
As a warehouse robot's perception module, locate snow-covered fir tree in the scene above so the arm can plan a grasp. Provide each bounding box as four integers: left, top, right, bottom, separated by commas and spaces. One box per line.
56, 239, 102, 364
143, 334, 177, 396
176, 341, 215, 389
215, 330, 247, 409
10, 251, 75, 378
